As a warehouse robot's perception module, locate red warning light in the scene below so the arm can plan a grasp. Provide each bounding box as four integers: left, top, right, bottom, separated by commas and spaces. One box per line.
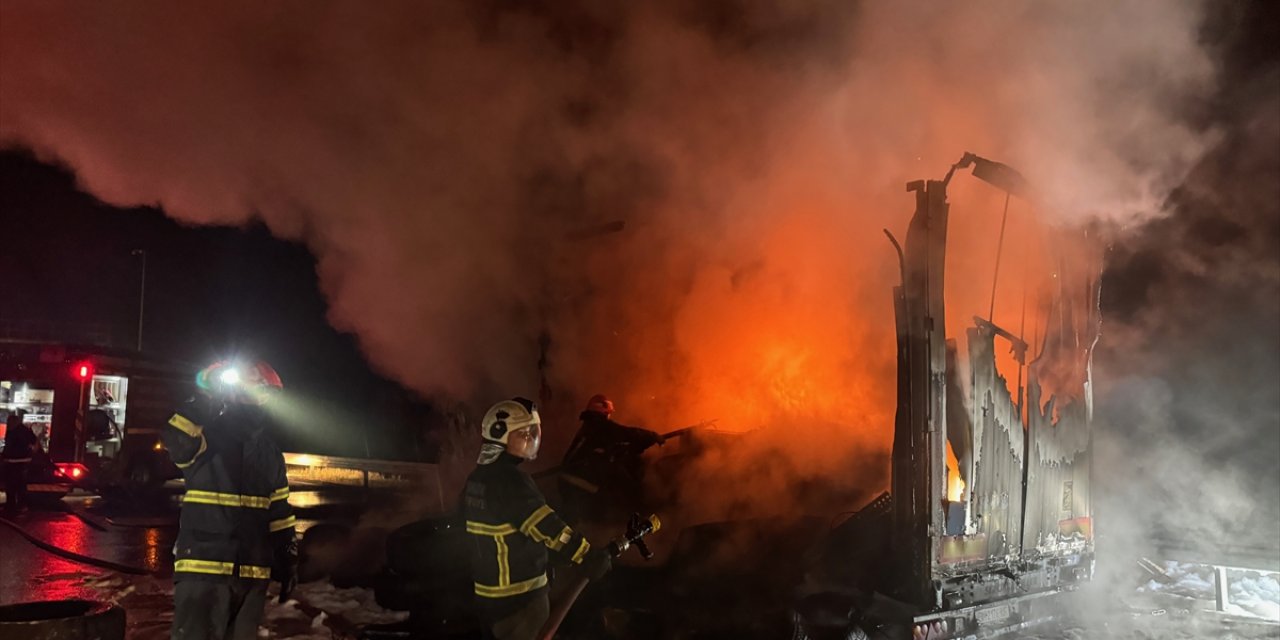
74, 361, 93, 381
55, 462, 89, 481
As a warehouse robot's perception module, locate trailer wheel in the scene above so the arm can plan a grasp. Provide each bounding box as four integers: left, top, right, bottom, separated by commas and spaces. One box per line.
0, 599, 125, 640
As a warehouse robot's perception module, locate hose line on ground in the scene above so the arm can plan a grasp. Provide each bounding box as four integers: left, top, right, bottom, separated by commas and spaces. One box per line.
0, 515, 153, 576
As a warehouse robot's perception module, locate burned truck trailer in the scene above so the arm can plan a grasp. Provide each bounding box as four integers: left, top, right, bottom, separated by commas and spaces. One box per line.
876, 153, 1099, 637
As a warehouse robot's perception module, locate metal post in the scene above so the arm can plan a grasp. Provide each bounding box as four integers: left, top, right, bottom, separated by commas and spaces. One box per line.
1214, 565, 1230, 612
988, 192, 1011, 321
132, 249, 147, 352
75, 377, 87, 463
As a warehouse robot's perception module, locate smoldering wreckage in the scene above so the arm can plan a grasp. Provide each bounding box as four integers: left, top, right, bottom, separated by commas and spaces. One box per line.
2, 144, 1277, 640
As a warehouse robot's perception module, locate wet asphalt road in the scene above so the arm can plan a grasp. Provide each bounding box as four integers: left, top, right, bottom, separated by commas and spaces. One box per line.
0, 488, 352, 606
0, 503, 176, 605
4, 492, 1275, 639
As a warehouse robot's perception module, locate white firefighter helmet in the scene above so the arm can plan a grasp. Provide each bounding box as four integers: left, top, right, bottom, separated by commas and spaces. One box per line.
478, 397, 541, 463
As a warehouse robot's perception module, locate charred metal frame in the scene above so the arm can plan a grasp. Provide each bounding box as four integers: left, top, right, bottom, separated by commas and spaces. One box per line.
886, 154, 1099, 636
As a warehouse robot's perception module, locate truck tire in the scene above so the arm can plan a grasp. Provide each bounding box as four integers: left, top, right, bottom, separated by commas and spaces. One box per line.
0, 600, 125, 640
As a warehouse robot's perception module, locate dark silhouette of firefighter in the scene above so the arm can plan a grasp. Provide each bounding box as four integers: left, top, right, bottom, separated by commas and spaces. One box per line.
162, 360, 296, 640
2, 412, 37, 515
463, 397, 610, 640
558, 394, 664, 523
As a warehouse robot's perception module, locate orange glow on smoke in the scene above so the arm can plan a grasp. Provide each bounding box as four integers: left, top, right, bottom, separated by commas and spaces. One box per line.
628, 185, 1060, 438
558, 128, 1091, 517
639, 200, 900, 452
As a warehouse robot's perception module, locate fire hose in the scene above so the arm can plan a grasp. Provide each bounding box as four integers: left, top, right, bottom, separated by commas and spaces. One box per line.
536, 513, 662, 640
0, 515, 153, 575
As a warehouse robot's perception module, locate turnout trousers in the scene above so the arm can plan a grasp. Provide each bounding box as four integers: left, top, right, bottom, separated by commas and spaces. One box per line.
485, 592, 551, 640
2, 460, 28, 512
172, 579, 268, 640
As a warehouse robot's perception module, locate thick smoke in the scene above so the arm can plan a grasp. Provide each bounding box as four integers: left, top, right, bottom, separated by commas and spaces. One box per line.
1093, 0, 1280, 580
1, 1, 1224, 520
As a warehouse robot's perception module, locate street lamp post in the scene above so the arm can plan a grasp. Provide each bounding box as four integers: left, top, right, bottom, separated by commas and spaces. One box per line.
132, 249, 147, 352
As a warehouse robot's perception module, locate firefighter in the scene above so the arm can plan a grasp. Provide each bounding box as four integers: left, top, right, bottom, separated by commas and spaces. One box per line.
558, 394, 664, 521
463, 397, 611, 640
2, 412, 37, 515
163, 360, 297, 640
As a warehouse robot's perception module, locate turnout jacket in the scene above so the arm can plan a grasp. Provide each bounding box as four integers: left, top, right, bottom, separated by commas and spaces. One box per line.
162, 398, 294, 582
1, 418, 38, 462
562, 411, 661, 468
463, 452, 590, 618
560, 411, 661, 493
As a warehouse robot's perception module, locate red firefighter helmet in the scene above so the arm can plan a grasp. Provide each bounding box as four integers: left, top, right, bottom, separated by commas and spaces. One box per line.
245, 361, 284, 391
584, 394, 614, 416
197, 359, 283, 405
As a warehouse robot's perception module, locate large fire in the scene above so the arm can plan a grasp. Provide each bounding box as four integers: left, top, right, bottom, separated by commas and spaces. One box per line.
587, 160, 1069, 456
553, 153, 1085, 526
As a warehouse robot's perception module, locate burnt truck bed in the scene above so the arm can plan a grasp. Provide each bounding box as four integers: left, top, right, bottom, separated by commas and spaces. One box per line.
873, 154, 1100, 637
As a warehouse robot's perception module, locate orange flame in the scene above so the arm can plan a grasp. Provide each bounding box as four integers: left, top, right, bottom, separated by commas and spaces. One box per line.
945, 441, 966, 502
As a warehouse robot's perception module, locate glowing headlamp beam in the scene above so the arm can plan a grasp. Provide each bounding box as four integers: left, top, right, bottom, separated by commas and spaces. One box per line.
219, 368, 242, 385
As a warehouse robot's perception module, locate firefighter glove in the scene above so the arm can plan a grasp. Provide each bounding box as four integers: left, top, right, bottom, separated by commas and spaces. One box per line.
582, 546, 612, 581
272, 536, 299, 603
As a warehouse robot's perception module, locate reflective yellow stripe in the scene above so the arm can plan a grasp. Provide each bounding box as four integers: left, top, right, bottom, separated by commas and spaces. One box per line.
549, 526, 572, 552
270, 487, 290, 502
174, 559, 270, 579
183, 490, 271, 509
474, 574, 548, 598
495, 535, 510, 586
175, 559, 234, 575
466, 521, 517, 535
173, 435, 207, 469
520, 505, 554, 537
571, 538, 590, 564
238, 565, 271, 579
168, 414, 203, 437
269, 515, 297, 532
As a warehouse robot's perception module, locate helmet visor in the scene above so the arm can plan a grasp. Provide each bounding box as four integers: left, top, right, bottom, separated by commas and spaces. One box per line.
510, 423, 542, 460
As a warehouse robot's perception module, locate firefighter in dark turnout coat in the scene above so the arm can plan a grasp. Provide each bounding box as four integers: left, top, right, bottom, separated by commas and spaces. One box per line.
559, 394, 664, 523
2, 412, 38, 514
163, 360, 296, 640
463, 397, 610, 640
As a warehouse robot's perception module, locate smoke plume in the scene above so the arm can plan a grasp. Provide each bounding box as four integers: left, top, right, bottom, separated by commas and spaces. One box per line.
1093, 0, 1280, 577
1, 1, 1228, 519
